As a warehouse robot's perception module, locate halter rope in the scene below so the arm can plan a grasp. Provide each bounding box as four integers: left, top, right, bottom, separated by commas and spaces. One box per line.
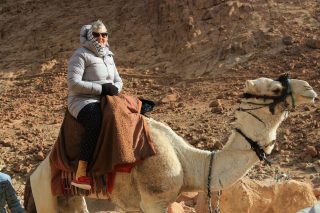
207, 151, 221, 213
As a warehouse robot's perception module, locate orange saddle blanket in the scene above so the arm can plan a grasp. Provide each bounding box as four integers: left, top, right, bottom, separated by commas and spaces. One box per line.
49, 94, 156, 196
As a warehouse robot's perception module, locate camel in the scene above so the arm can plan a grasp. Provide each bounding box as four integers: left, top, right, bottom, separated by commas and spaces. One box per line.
25, 75, 317, 213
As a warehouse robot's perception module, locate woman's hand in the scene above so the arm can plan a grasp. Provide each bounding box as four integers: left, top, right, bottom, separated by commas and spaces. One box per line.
101, 83, 119, 96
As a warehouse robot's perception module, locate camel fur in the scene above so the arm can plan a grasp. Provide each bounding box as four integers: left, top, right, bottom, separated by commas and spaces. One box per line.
25, 76, 317, 213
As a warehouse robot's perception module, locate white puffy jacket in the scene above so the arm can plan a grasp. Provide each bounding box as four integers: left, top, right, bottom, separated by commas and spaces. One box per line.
67, 25, 123, 118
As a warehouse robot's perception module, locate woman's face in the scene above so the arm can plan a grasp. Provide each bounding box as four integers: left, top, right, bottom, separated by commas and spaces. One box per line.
92, 27, 108, 47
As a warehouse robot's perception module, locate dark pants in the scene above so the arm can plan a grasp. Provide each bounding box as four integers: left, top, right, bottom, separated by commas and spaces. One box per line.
77, 102, 102, 162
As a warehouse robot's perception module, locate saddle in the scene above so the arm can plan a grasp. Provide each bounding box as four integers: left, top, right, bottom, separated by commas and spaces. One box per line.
49, 94, 156, 196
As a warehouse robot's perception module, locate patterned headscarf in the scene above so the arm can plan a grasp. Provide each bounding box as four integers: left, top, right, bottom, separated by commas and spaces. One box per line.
86, 27, 107, 58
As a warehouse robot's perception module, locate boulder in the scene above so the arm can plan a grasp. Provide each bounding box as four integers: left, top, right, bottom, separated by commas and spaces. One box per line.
168, 202, 184, 213
195, 178, 317, 213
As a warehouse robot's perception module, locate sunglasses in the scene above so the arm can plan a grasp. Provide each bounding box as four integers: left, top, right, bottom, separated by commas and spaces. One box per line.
92, 32, 108, 38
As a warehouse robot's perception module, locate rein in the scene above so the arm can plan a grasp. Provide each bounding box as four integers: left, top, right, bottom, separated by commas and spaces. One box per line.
235, 128, 272, 166
207, 151, 221, 213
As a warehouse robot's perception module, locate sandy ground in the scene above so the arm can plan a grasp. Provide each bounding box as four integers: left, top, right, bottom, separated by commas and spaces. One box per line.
0, 58, 319, 211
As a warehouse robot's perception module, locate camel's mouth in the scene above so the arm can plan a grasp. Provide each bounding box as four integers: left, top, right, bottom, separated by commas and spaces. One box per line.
301, 95, 316, 99
299, 89, 318, 102
300, 94, 317, 103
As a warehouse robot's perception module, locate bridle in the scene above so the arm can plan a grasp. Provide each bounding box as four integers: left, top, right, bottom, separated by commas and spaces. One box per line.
236, 74, 295, 165
240, 74, 296, 115
207, 74, 295, 213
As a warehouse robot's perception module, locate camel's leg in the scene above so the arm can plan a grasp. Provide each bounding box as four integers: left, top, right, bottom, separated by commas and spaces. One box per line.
30, 156, 58, 213
57, 196, 89, 213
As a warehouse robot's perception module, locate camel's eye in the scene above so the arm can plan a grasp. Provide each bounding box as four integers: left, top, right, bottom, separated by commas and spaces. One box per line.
272, 88, 281, 95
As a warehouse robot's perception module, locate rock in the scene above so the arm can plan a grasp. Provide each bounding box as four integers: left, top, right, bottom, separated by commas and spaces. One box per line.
284, 129, 291, 136
213, 142, 223, 150
306, 38, 320, 49
161, 93, 178, 103
12, 164, 22, 173
211, 107, 223, 114
36, 151, 45, 161
209, 100, 222, 108
314, 165, 320, 173
21, 166, 31, 174
313, 188, 320, 198
282, 36, 294, 45
274, 143, 281, 152
202, 10, 214, 21
177, 102, 185, 108
195, 178, 317, 213
0, 140, 11, 147
216, 94, 224, 99
316, 145, 320, 156
305, 146, 318, 157
303, 155, 313, 162
168, 202, 184, 213
176, 192, 198, 204
209, 100, 224, 114
312, 177, 320, 186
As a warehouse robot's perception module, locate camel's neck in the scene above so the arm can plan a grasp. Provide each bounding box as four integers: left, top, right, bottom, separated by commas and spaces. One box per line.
181, 109, 287, 192
206, 132, 260, 191
179, 132, 259, 192
178, 145, 211, 192
205, 108, 287, 191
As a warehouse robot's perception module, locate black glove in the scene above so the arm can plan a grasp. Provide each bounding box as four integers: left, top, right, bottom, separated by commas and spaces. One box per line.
101, 83, 119, 96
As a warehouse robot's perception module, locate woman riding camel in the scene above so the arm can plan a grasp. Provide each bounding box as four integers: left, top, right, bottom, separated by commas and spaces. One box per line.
67, 20, 123, 190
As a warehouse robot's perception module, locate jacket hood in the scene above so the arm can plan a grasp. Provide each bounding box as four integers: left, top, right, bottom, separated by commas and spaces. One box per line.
79, 24, 113, 57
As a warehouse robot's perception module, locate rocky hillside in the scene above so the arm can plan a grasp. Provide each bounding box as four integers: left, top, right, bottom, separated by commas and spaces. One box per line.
1, 0, 319, 77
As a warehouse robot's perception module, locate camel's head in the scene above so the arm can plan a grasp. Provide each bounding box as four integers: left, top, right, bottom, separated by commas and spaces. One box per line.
239, 74, 317, 154
244, 75, 317, 108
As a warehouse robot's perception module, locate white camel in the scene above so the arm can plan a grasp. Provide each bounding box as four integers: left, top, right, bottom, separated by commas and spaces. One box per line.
25, 75, 317, 213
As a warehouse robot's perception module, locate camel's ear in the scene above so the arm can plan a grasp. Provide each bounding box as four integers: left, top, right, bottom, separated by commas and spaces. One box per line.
245, 80, 255, 92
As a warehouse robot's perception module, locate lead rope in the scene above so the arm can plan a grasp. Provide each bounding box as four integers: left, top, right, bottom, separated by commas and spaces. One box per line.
207, 151, 221, 213
215, 190, 221, 213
